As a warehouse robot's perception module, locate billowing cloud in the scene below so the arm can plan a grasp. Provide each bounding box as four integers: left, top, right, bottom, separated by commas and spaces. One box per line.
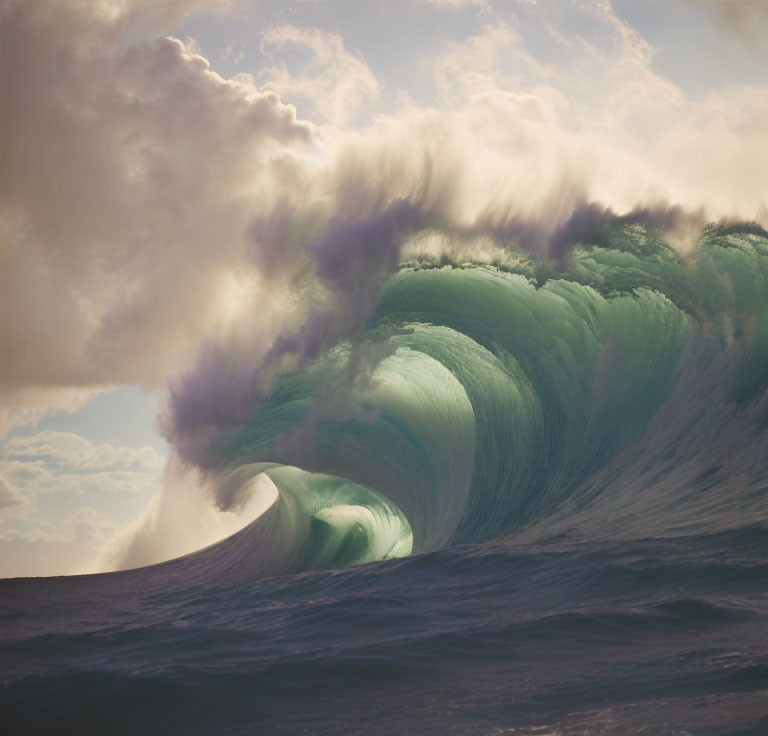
259, 24, 380, 126
0, 0, 312, 434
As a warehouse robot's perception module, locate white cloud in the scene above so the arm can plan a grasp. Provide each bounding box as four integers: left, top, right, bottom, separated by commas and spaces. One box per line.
0, 431, 166, 499
0, 507, 124, 576
0, 429, 166, 575
0, 478, 26, 509
0, 0, 313, 433
72, 507, 119, 545
425, 0, 490, 9
429, 3, 767, 216
0, 386, 105, 440
259, 24, 380, 126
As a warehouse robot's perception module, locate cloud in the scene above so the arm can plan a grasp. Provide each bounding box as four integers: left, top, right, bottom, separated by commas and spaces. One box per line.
0, 478, 26, 509
0, 386, 102, 441
425, 0, 491, 10
0, 527, 59, 544
0, 0, 312, 433
72, 507, 118, 545
259, 24, 380, 126
0, 429, 166, 574
0, 507, 123, 576
0, 431, 166, 498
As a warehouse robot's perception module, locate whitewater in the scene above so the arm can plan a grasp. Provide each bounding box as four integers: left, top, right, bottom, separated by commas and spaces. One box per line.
2, 221, 768, 734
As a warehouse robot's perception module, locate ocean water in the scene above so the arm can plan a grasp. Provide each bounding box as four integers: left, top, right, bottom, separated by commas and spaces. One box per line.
2, 223, 768, 734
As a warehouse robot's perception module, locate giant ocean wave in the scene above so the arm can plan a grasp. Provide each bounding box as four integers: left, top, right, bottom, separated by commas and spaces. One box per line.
142, 220, 768, 584
5, 221, 768, 735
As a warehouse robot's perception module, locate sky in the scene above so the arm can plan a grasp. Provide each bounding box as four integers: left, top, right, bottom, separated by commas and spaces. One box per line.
1, 0, 767, 577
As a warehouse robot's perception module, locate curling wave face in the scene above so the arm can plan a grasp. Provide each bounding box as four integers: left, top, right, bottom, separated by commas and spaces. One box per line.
151, 222, 768, 583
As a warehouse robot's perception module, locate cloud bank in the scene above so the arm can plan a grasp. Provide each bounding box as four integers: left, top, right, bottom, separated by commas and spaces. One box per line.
0, 429, 166, 576
0, 0, 312, 431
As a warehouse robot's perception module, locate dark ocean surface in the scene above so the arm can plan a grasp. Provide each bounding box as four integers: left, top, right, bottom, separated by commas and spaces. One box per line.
2, 529, 767, 734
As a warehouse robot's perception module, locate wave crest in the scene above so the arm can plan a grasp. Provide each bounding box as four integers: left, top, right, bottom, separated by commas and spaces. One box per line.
117, 224, 768, 581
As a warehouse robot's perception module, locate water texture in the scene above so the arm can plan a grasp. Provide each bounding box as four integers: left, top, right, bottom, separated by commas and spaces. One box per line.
2, 223, 768, 734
